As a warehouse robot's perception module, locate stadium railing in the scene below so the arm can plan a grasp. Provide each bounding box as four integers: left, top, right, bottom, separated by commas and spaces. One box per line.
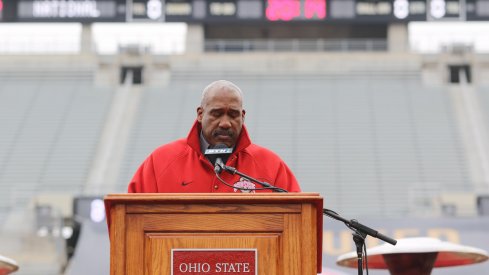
204, 38, 387, 52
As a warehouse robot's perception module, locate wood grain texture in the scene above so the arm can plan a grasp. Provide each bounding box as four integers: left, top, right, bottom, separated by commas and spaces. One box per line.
110, 204, 125, 275
126, 215, 144, 275
146, 233, 279, 275
127, 203, 302, 214
301, 203, 317, 274
282, 214, 301, 274
141, 213, 284, 232
105, 193, 322, 206
144, 233, 153, 275
105, 193, 323, 275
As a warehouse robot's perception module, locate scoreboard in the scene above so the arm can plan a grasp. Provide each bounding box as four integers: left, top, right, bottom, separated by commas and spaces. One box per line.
0, 0, 488, 23
1, 0, 126, 22
0, 0, 3, 21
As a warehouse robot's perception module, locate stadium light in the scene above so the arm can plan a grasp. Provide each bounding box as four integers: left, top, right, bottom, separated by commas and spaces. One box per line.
37, 227, 49, 237
62, 226, 74, 239
90, 199, 106, 223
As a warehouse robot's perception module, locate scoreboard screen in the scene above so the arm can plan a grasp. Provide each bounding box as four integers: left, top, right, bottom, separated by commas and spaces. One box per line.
427, 0, 462, 20
467, 0, 489, 21
164, 0, 489, 22
266, 0, 326, 21
14, 0, 127, 22
329, 0, 426, 21
167, 0, 353, 22
0, 0, 4, 21
0, 0, 488, 23
129, 0, 165, 21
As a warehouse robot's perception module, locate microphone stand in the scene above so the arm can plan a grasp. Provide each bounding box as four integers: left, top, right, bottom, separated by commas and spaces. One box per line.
323, 209, 397, 275
221, 163, 397, 275
220, 164, 288, 193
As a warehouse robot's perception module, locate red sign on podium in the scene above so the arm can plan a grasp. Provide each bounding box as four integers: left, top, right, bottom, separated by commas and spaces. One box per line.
171, 249, 257, 275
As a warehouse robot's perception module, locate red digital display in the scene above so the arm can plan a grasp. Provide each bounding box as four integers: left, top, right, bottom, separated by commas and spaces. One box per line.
266, 0, 300, 21
304, 0, 326, 19
0, 0, 3, 12
266, 0, 326, 21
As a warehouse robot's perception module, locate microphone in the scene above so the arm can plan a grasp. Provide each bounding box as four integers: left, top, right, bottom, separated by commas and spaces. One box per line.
206, 144, 287, 192
204, 144, 233, 174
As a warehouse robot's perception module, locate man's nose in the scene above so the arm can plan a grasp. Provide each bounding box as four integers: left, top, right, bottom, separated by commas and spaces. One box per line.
218, 116, 232, 129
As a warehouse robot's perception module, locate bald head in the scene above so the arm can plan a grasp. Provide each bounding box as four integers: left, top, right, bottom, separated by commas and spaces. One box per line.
197, 80, 246, 148
200, 80, 243, 108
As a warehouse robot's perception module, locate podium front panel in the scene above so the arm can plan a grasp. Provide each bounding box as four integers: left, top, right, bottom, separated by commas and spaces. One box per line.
106, 193, 323, 275
148, 234, 279, 274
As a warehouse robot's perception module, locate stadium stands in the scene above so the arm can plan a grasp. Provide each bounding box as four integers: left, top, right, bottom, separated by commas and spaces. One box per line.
0, 53, 486, 275
0, 65, 113, 224
0, 54, 478, 221
1, 3, 489, 273
116, 53, 471, 217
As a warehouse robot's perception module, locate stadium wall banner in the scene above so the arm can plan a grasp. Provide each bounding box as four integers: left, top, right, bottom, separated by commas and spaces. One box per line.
0, 0, 488, 23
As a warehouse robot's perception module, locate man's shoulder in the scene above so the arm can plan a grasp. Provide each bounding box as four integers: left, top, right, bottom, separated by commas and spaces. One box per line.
152, 138, 190, 158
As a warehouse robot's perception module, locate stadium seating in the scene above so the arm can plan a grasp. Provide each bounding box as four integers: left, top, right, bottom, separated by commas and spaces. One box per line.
0, 67, 113, 225
116, 54, 471, 217
0, 53, 484, 275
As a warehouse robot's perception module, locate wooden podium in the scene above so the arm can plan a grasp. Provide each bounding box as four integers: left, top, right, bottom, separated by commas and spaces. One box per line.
105, 193, 323, 275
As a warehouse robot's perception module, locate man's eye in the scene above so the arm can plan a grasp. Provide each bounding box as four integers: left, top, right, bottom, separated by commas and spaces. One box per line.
210, 110, 222, 117
229, 111, 240, 118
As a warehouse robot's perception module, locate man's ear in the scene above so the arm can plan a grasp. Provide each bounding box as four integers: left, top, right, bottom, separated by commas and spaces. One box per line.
242, 109, 246, 121
197, 107, 203, 123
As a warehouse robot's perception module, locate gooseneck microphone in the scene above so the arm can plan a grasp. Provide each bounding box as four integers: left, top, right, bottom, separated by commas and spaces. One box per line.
204, 143, 233, 174
205, 143, 287, 192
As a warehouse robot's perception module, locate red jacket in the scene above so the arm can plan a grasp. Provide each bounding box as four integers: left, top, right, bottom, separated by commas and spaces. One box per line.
128, 121, 301, 193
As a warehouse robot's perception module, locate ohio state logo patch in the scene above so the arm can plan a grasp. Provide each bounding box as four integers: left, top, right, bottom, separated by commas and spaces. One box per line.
233, 178, 256, 193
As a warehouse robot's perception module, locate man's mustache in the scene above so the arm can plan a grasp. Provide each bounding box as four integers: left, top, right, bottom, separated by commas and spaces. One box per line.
213, 129, 234, 137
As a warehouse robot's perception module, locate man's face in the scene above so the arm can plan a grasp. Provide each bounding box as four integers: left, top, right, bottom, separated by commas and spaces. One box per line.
197, 87, 245, 148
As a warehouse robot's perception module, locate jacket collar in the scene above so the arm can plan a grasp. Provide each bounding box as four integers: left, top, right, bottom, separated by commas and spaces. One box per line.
187, 120, 252, 155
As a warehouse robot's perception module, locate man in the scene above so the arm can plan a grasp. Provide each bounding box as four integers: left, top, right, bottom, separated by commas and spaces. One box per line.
128, 80, 300, 193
